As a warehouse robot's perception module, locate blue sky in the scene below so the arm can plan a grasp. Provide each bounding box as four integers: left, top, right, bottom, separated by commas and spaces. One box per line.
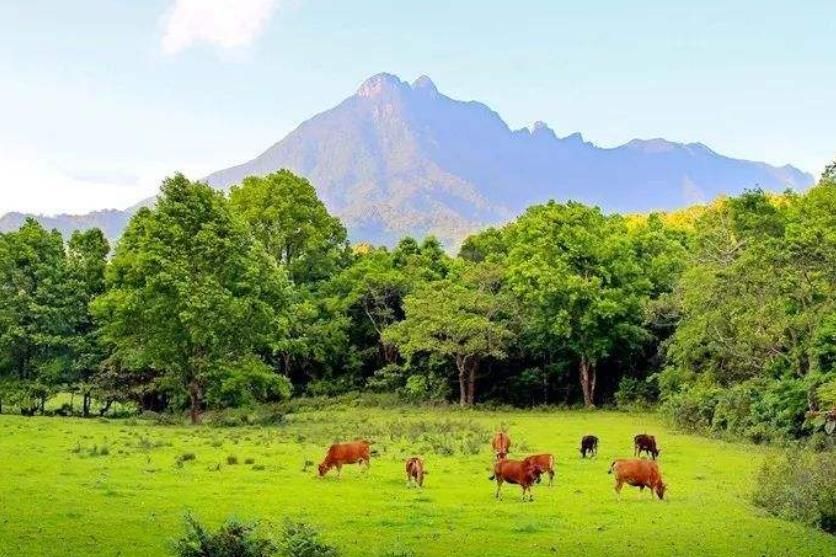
1, 0, 833, 215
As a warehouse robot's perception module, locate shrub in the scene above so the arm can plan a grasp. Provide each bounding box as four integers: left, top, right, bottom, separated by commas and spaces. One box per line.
244, 458, 255, 465
277, 520, 338, 557
661, 381, 723, 433
752, 451, 836, 533
173, 514, 276, 557
615, 376, 658, 408
227, 455, 239, 465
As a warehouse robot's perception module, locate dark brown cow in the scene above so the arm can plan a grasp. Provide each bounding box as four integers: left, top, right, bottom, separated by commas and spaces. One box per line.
633, 434, 661, 460
580, 435, 598, 458
317, 440, 373, 477
523, 454, 555, 486
491, 431, 511, 460
405, 457, 425, 487
609, 458, 666, 500
489, 458, 543, 501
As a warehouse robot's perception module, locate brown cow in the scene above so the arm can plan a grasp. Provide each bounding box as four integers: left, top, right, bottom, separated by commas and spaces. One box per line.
523, 454, 555, 486
405, 457, 425, 488
633, 434, 661, 460
609, 458, 666, 500
317, 440, 373, 477
580, 435, 598, 458
489, 458, 543, 501
491, 431, 511, 460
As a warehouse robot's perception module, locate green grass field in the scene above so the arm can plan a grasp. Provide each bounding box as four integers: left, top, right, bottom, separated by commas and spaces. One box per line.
1, 407, 833, 556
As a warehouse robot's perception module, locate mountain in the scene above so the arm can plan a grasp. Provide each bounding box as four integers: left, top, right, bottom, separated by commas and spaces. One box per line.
1, 72, 814, 246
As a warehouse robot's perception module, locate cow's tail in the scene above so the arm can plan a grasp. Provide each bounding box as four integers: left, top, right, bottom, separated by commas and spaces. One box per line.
488, 473, 495, 481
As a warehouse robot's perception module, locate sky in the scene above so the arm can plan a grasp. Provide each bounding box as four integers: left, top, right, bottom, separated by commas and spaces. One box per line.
0, 0, 833, 215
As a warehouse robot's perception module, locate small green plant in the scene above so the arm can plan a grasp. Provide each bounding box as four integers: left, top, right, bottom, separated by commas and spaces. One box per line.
176, 452, 197, 467
752, 450, 836, 533
227, 455, 239, 465
173, 514, 276, 557
277, 520, 337, 557
252, 464, 266, 471
244, 457, 255, 465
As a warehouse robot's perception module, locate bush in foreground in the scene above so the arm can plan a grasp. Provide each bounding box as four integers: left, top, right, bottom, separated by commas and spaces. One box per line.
277, 520, 338, 557
752, 451, 836, 533
173, 514, 276, 557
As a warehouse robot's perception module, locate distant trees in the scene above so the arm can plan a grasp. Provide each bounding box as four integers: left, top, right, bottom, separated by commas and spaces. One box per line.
1, 164, 833, 437
384, 261, 513, 406
503, 203, 655, 407
229, 171, 349, 285
92, 174, 292, 423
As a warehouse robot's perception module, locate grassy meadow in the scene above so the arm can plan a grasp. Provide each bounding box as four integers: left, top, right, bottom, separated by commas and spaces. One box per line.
1, 407, 834, 557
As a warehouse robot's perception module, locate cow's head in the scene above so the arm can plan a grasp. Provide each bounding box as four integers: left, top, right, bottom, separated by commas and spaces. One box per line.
317, 462, 330, 477
495, 451, 508, 461
653, 448, 661, 459
655, 481, 667, 500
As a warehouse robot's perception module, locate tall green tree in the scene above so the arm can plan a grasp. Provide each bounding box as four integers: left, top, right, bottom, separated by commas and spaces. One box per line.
92, 174, 291, 423
384, 261, 513, 406
505, 202, 651, 407
0, 219, 71, 412
65, 228, 110, 415
229, 170, 349, 284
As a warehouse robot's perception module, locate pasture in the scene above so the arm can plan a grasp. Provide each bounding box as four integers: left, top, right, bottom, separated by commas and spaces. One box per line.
1, 407, 833, 556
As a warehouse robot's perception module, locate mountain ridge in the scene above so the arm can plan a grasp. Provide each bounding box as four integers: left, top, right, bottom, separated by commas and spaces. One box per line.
1, 72, 814, 246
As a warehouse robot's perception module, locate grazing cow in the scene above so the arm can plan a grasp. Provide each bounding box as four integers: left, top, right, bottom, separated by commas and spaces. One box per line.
489, 458, 543, 501
491, 431, 511, 460
405, 457, 426, 488
317, 440, 373, 477
633, 434, 661, 460
580, 435, 599, 458
524, 454, 556, 486
608, 458, 666, 500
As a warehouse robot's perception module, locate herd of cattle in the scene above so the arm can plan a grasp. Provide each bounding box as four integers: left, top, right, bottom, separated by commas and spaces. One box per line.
316, 431, 667, 502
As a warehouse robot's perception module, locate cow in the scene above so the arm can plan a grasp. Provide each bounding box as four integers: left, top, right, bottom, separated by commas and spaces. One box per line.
523, 454, 556, 486
633, 434, 661, 460
580, 435, 599, 458
317, 440, 373, 477
491, 431, 511, 460
489, 458, 543, 501
608, 458, 667, 500
405, 457, 426, 488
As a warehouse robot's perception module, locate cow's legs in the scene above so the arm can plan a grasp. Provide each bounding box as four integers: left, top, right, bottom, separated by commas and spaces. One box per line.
547, 470, 554, 486
614, 479, 624, 497
495, 479, 503, 500
336, 463, 342, 478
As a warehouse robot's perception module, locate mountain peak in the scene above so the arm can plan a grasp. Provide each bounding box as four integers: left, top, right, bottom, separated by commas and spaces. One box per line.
357, 73, 408, 97
412, 75, 438, 95
530, 121, 557, 139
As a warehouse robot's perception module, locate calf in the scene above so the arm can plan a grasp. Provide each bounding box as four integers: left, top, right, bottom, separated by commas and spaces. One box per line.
523, 454, 555, 486
633, 434, 661, 460
609, 458, 666, 500
489, 458, 543, 502
317, 440, 373, 477
491, 431, 511, 460
405, 457, 425, 488
580, 435, 598, 458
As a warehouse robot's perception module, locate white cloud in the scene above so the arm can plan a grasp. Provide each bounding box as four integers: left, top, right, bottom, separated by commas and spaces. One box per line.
0, 146, 215, 216
161, 0, 279, 55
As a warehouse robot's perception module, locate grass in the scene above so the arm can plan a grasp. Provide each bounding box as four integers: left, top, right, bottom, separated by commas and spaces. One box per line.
0, 407, 834, 556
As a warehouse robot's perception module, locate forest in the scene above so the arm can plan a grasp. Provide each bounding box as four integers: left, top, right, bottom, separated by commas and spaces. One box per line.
1, 166, 834, 444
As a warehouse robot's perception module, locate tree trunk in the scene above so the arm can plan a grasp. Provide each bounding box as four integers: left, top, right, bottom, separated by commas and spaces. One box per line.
456, 356, 468, 407
188, 382, 202, 425
83, 393, 91, 417
580, 356, 597, 408
466, 361, 478, 406
98, 400, 113, 417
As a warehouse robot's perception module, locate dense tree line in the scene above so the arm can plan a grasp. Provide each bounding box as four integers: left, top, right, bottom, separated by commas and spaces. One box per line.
1, 167, 834, 437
